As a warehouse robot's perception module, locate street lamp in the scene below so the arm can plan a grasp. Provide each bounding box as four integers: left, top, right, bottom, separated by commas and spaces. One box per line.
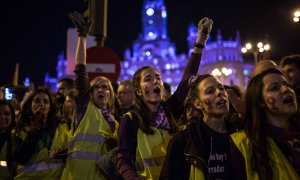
293, 10, 300, 22
212, 67, 233, 84
241, 41, 270, 64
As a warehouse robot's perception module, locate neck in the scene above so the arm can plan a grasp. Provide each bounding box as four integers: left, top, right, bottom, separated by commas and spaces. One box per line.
266, 112, 291, 129
145, 102, 160, 112
96, 103, 108, 110
203, 114, 227, 133
120, 104, 133, 110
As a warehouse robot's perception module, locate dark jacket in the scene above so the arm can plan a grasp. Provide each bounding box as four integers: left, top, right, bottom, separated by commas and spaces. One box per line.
159, 118, 239, 180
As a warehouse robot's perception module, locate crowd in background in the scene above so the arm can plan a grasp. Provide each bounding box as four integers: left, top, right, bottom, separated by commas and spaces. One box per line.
1, 11, 300, 180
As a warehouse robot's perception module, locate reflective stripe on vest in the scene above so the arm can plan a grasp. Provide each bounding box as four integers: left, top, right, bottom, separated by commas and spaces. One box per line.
135, 125, 172, 179
68, 133, 105, 149
61, 101, 119, 179
16, 162, 62, 174
68, 151, 101, 160
0, 161, 7, 167
136, 156, 165, 171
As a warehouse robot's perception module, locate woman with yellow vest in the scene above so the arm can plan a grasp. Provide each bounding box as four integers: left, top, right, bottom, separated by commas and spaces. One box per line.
0, 100, 16, 179
230, 68, 300, 179
61, 11, 119, 179
13, 88, 69, 179
159, 74, 239, 180
117, 18, 213, 180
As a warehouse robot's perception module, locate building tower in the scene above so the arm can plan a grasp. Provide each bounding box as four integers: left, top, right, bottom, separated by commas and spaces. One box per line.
119, 0, 187, 91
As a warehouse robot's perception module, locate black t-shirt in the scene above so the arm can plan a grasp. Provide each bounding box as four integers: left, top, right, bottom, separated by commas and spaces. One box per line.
200, 120, 231, 180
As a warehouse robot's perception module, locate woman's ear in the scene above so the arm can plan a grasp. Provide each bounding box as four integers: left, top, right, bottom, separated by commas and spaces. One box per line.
194, 99, 203, 110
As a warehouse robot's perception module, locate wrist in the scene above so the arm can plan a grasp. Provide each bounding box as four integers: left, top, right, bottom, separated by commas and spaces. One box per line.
194, 43, 205, 49
193, 47, 203, 54
196, 33, 209, 47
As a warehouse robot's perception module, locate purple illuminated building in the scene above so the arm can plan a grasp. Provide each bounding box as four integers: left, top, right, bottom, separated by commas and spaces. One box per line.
47, 0, 254, 92
118, 0, 254, 91
44, 52, 67, 91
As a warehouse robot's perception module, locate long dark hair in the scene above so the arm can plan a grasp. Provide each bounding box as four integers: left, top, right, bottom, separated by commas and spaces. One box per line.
18, 88, 58, 134
244, 68, 300, 180
132, 66, 177, 134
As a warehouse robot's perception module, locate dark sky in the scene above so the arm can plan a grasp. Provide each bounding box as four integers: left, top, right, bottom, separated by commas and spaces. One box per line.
1, 0, 300, 86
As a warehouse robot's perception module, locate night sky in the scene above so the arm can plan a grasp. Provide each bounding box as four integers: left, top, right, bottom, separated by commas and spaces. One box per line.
1, 0, 299, 86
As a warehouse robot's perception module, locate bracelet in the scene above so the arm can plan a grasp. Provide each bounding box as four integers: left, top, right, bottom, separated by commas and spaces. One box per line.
194, 43, 205, 49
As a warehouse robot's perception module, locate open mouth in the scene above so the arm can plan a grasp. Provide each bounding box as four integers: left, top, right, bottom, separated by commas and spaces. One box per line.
98, 94, 105, 98
37, 107, 45, 113
153, 87, 161, 94
216, 99, 227, 106
283, 95, 294, 104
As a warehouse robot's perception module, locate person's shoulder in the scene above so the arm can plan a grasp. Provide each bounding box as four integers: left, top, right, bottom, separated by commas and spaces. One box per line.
169, 129, 189, 145
120, 111, 139, 130
230, 130, 247, 144
122, 111, 139, 122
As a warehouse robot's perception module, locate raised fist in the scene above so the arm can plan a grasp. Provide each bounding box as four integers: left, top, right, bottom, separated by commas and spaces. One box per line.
68, 11, 94, 37
198, 17, 213, 35
195, 17, 213, 47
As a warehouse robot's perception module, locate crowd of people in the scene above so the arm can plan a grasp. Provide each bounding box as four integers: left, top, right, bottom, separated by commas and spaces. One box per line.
1, 11, 300, 180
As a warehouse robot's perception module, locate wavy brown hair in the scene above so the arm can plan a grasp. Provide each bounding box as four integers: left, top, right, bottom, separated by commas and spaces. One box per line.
132, 66, 177, 134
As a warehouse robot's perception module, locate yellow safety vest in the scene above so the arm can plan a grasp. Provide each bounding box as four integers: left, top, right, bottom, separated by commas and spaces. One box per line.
127, 112, 172, 180
61, 101, 118, 180
230, 130, 300, 180
14, 123, 69, 180
189, 165, 205, 180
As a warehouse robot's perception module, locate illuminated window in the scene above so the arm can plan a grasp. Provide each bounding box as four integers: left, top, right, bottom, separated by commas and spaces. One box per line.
124, 61, 129, 68
146, 8, 154, 16
145, 51, 151, 56
165, 63, 171, 70
148, 32, 154, 37
243, 69, 249, 76
162, 10, 167, 18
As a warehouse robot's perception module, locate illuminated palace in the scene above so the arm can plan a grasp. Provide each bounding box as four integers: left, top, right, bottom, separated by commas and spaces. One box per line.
118, 0, 253, 91
46, 0, 253, 91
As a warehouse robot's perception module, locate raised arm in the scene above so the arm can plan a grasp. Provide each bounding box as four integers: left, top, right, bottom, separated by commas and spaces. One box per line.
68, 11, 94, 98
169, 17, 213, 116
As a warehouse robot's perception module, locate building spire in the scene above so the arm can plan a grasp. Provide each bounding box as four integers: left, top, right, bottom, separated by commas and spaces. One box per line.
217, 29, 223, 41
142, 0, 168, 40
235, 30, 240, 41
